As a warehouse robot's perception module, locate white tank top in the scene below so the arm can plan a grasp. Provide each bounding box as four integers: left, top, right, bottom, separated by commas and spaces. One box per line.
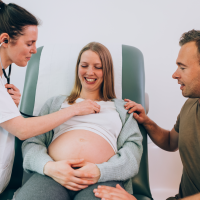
52, 98, 122, 152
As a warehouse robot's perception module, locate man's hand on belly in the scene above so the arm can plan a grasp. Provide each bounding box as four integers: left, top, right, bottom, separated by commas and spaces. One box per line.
43, 159, 95, 191
72, 161, 101, 184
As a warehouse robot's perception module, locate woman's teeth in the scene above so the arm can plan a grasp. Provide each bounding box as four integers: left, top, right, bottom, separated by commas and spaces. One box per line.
85, 78, 96, 82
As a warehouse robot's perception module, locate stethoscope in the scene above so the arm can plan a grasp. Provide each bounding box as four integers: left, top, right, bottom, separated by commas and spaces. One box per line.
0, 39, 12, 84
1, 63, 11, 84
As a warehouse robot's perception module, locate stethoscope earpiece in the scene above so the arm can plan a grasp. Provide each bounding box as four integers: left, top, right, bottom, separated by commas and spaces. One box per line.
0, 39, 8, 47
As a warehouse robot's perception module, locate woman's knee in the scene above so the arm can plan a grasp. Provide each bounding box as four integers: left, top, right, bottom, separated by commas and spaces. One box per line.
15, 173, 70, 200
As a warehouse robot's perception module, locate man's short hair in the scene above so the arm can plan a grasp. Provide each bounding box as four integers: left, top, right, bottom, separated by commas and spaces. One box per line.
179, 29, 200, 55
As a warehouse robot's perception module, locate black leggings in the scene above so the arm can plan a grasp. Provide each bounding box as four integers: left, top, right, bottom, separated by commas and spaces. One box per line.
15, 173, 124, 200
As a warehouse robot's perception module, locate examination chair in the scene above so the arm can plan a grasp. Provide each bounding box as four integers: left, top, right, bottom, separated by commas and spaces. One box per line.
0, 44, 153, 200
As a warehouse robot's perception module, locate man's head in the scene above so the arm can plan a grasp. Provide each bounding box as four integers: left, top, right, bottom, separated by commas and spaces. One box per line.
172, 30, 200, 98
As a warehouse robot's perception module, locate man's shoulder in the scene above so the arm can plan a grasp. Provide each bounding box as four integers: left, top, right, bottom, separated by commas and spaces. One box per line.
183, 98, 199, 108
179, 98, 199, 115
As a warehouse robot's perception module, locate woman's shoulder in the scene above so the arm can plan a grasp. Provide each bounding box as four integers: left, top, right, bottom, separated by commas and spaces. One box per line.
52, 95, 67, 103
112, 99, 127, 111
45, 95, 67, 104
112, 98, 125, 105
41, 95, 67, 115
112, 99, 128, 124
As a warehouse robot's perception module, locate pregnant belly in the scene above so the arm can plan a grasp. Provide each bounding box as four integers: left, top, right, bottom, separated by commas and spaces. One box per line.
48, 130, 115, 164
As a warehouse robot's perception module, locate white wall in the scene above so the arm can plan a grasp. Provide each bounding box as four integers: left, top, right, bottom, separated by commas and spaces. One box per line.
3, 0, 200, 197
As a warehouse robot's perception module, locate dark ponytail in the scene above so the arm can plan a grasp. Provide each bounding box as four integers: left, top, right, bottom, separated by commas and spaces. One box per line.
0, 1, 39, 40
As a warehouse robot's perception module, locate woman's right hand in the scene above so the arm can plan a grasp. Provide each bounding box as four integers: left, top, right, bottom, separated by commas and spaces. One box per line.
71, 99, 101, 116
43, 159, 95, 191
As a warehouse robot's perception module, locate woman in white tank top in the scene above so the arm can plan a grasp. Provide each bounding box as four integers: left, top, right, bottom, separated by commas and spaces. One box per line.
15, 42, 143, 200
46, 42, 122, 187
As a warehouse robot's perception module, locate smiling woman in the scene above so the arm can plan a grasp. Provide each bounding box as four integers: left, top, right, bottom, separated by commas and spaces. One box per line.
48, 43, 119, 163
78, 50, 104, 97
68, 42, 116, 104
15, 42, 143, 200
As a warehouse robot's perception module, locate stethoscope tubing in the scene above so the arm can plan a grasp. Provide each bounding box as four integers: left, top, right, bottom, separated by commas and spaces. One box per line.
20, 111, 36, 118
2, 64, 11, 84
0, 50, 12, 84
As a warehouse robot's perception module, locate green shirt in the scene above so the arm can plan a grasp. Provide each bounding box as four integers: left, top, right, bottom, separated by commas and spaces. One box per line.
174, 98, 200, 198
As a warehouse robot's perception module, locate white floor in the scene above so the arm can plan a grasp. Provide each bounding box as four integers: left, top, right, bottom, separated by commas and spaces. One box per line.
148, 143, 183, 200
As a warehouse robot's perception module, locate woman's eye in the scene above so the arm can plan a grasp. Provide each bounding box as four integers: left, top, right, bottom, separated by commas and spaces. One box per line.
81, 65, 87, 68
27, 44, 32, 47
95, 67, 102, 69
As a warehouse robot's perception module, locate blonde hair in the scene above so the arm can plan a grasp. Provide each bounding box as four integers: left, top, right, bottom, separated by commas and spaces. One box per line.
67, 42, 116, 104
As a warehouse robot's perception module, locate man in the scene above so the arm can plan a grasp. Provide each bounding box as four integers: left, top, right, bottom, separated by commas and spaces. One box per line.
93, 30, 200, 200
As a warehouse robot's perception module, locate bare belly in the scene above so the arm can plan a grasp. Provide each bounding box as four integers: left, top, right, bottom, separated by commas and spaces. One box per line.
48, 130, 115, 164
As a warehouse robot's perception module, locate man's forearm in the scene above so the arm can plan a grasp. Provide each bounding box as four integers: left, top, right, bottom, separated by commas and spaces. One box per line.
143, 116, 176, 151
124, 100, 178, 151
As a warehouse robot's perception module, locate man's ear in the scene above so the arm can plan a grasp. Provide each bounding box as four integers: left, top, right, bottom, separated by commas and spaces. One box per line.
0, 33, 10, 47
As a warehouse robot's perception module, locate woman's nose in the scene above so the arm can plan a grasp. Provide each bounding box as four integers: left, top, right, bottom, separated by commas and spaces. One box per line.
30, 44, 37, 54
86, 66, 95, 75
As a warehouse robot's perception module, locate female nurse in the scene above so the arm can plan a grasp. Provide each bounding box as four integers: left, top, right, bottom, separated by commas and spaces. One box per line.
0, 1, 99, 193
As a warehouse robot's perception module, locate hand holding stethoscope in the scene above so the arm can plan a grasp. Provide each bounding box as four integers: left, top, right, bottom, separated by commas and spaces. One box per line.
5, 84, 21, 107
0, 39, 21, 107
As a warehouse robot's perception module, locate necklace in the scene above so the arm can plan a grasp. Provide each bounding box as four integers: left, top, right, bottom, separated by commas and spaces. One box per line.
79, 95, 102, 101
0, 54, 11, 84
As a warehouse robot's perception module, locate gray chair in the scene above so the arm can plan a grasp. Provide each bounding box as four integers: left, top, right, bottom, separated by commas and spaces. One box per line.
0, 45, 153, 200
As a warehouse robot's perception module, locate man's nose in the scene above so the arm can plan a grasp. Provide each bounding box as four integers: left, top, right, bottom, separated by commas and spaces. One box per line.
172, 69, 179, 79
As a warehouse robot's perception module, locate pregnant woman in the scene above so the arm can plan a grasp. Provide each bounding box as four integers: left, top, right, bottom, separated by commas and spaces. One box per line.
15, 42, 143, 200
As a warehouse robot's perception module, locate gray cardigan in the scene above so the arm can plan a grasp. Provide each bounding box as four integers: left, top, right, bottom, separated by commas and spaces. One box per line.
22, 95, 143, 194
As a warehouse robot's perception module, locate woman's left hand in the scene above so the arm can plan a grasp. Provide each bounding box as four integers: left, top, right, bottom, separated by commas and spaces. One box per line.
5, 84, 21, 107
72, 161, 101, 184
93, 184, 137, 200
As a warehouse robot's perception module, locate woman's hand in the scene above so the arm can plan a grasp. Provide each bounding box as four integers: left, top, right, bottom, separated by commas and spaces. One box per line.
72, 161, 101, 184
124, 99, 147, 124
44, 159, 95, 191
71, 99, 101, 116
5, 84, 21, 107
93, 184, 137, 200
